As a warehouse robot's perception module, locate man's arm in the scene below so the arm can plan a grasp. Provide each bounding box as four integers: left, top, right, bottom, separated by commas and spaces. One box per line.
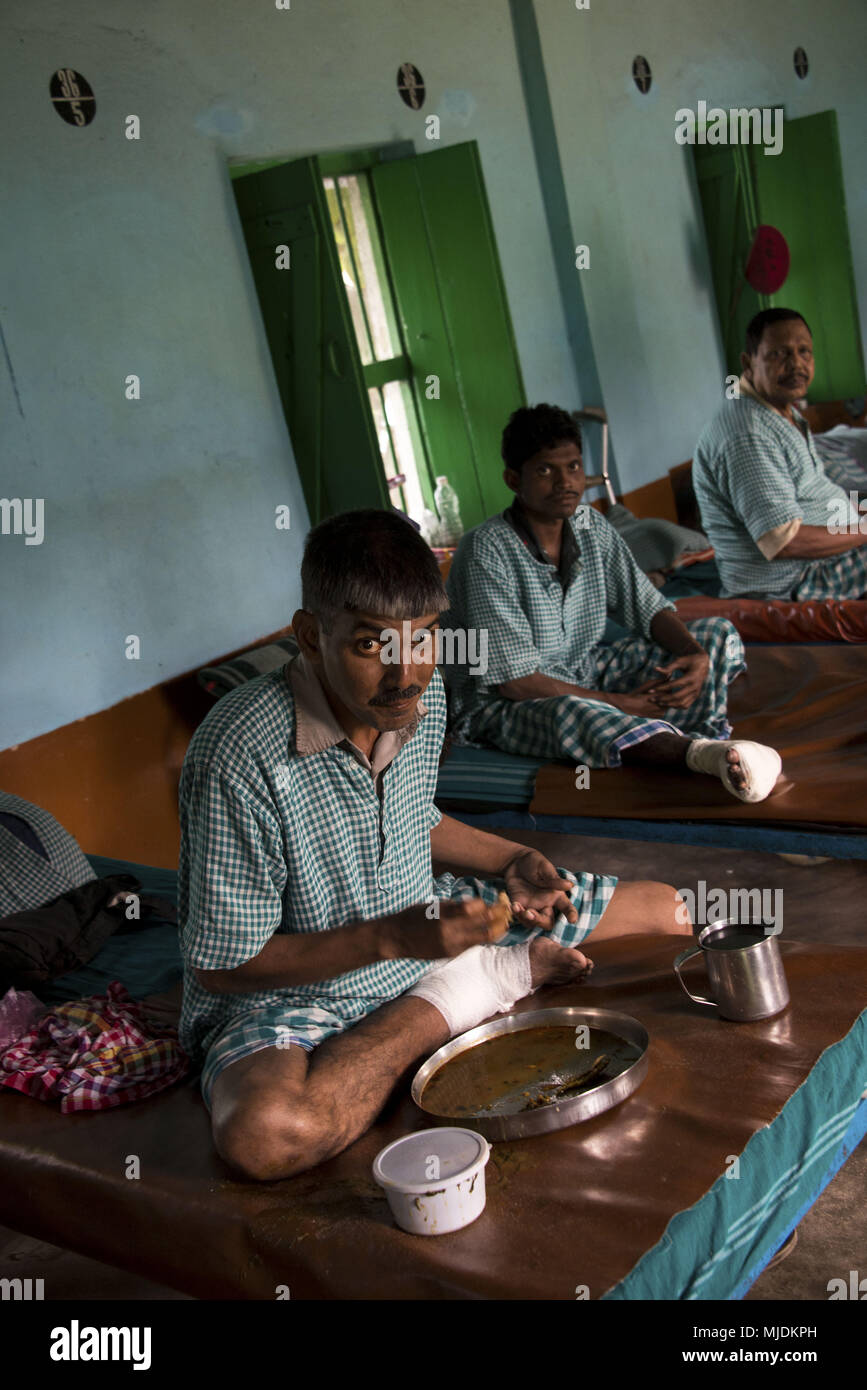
648, 608, 705, 656
452, 528, 651, 709
601, 516, 677, 640
641, 609, 711, 709
714, 431, 804, 558
430, 814, 536, 878
448, 542, 561, 691
497, 610, 708, 711
773, 524, 867, 559
194, 918, 397, 993
183, 759, 495, 997
430, 814, 577, 926
495, 668, 669, 717
194, 899, 498, 994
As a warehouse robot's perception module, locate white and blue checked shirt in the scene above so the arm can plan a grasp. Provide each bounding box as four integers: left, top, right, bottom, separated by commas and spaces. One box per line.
692, 394, 859, 598
0, 791, 95, 917
444, 507, 674, 735
178, 656, 445, 1065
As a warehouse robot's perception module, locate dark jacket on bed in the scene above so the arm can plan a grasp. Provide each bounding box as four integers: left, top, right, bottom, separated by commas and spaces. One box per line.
0, 875, 176, 991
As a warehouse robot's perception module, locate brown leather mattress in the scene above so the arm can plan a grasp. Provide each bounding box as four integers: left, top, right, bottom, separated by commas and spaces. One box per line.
532, 644, 867, 826
0, 933, 864, 1300
674, 596, 867, 643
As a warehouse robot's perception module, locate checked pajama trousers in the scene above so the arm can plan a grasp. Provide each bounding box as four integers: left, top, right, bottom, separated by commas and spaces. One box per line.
464, 616, 745, 768
793, 547, 867, 600
199, 865, 617, 1108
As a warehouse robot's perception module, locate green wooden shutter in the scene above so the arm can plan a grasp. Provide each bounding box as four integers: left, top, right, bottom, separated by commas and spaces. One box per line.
750, 112, 864, 401
694, 146, 768, 373
693, 111, 865, 400
232, 158, 388, 524
371, 142, 525, 530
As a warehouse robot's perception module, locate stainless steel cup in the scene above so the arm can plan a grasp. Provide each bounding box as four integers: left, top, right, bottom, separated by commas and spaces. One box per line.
673, 920, 790, 1021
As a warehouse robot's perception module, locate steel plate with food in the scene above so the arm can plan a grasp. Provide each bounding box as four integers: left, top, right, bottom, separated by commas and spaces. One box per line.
412, 1007, 649, 1141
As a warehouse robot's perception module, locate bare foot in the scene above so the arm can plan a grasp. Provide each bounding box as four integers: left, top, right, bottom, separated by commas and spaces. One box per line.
529, 936, 593, 988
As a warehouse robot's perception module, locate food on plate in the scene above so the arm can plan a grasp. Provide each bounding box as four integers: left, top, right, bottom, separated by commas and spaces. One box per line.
486, 891, 513, 942
521, 1053, 611, 1110
421, 1026, 634, 1119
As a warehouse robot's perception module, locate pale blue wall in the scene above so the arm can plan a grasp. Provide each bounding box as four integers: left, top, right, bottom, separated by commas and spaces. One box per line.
0, 0, 578, 746
534, 0, 867, 494
2, 0, 865, 747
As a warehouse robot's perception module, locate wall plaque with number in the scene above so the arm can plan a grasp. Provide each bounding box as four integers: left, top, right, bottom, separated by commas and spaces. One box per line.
397, 63, 425, 110
632, 56, 652, 94
50, 69, 96, 126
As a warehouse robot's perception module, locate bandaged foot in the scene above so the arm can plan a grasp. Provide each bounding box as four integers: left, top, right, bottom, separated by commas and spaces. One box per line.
407, 937, 593, 1039
685, 737, 782, 804
407, 941, 534, 1039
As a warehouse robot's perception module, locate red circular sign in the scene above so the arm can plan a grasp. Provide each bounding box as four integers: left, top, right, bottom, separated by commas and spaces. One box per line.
745, 225, 790, 294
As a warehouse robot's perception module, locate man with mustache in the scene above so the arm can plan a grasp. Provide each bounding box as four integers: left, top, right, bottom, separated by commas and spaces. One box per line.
179, 509, 687, 1181
692, 308, 867, 599
446, 404, 782, 801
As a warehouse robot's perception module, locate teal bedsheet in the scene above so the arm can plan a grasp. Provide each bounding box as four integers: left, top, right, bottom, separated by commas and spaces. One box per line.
604, 1010, 867, 1299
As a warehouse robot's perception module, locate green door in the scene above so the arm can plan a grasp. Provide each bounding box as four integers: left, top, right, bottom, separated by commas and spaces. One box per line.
751, 111, 864, 401
693, 145, 765, 376
232, 158, 388, 524
232, 143, 525, 532
372, 143, 526, 527
694, 111, 865, 400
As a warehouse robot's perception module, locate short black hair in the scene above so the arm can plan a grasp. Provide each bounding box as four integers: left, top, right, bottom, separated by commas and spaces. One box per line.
745, 308, 811, 356
301, 509, 449, 627
501, 404, 582, 471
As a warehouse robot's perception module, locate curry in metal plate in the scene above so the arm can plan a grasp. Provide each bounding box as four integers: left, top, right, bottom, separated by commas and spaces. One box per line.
412, 1006, 649, 1141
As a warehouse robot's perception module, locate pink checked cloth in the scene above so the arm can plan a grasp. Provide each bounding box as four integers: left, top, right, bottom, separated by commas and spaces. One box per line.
0, 981, 188, 1111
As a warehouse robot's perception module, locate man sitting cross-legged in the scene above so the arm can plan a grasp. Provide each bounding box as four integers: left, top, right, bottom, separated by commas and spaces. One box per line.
445, 404, 782, 802
179, 509, 688, 1182
692, 307, 867, 599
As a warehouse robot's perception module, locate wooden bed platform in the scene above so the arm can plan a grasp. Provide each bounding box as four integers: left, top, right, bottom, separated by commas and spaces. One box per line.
0, 930, 863, 1300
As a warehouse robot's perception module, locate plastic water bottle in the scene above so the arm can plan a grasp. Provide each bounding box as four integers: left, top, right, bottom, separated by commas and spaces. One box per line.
419, 506, 443, 547
434, 476, 464, 545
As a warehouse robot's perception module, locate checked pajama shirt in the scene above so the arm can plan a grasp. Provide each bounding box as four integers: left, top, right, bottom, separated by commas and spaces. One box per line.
445, 507, 745, 767
178, 658, 616, 1108
693, 393, 865, 599
0, 790, 95, 917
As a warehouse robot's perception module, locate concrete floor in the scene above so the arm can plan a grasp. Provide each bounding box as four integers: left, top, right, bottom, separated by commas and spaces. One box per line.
1, 825, 864, 1301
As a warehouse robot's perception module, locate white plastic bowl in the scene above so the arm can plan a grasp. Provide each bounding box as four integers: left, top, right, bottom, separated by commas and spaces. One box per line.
372, 1127, 490, 1235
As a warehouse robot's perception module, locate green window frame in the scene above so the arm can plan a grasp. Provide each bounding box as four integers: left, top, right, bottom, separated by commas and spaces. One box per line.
230, 141, 526, 529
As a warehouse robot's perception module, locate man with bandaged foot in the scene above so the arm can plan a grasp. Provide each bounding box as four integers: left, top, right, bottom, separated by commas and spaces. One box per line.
179, 510, 687, 1182
446, 404, 783, 804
